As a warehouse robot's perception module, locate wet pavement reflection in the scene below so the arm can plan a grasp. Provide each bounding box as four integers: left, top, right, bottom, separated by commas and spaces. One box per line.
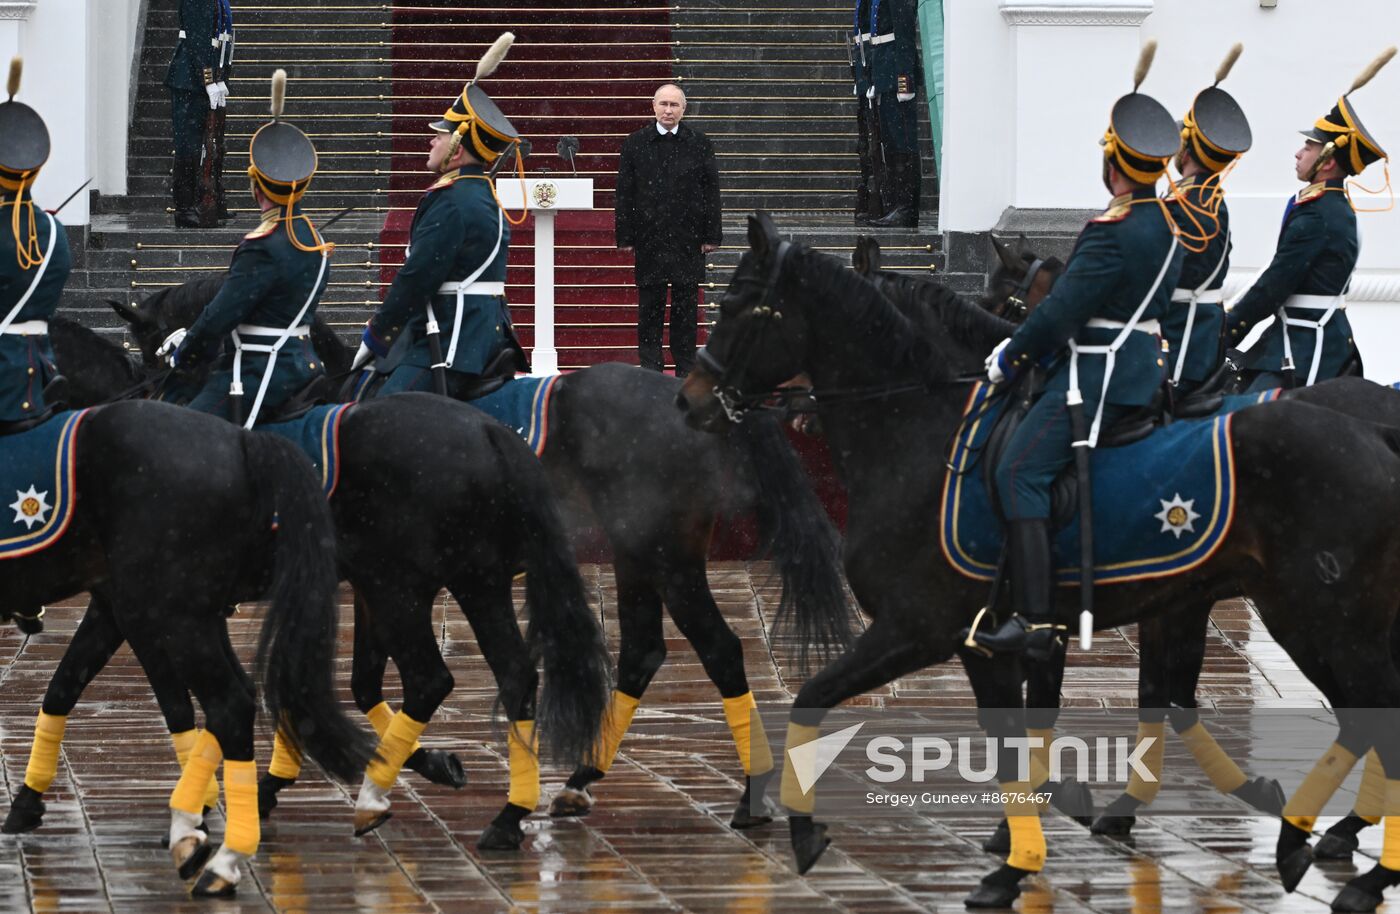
0, 566, 1375, 912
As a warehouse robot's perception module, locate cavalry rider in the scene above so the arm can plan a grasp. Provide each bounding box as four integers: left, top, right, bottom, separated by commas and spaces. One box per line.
972, 43, 1184, 658
356, 33, 528, 397
158, 69, 332, 428
1163, 45, 1252, 397
0, 58, 70, 430
1224, 48, 1393, 391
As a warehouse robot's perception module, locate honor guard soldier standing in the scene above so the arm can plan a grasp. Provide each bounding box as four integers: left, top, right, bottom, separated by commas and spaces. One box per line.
972, 43, 1184, 658
158, 70, 331, 429
1224, 47, 1394, 392
0, 58, 70, 429
849, 0, 884, 224
357, 33, 528, 396
167, 0, 234, 228
867, 0, 922, 228
1163, 44, 1252, 397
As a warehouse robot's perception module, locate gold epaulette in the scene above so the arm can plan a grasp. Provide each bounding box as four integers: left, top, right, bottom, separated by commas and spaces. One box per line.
1092, 196, 1133, 223
427, 169, 464, 192
1294, 181, 1336, 205
244, 214, 279, 240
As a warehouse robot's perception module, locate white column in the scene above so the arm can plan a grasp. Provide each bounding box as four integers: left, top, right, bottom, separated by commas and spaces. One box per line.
0, 2, 37, 71
999, 0, 1154, 210
531, 210, 558, 376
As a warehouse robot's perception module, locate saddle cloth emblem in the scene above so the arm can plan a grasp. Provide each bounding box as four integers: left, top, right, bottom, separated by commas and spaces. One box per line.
939, 384, 1240, 586
0, 409, 88, 560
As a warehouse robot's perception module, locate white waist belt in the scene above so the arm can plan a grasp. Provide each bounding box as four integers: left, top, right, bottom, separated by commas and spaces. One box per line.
870, 33, 895, 45
0, 320, 47, 335
855, 32, 872, 42
1283, 294, 1346, 311
178, 29, 186, 38
235, 323, 311, 340
1279, 293, 1346, 387
437, 281, 505, 296
1084, 317, 1160, 334
1171, 288, 1224, 304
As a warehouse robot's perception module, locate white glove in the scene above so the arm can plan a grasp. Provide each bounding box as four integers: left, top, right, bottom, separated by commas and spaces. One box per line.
865, 85, 875, 100
215, 81, 229, 108
205, 83, 220, 109
985, 337, 1011, 385
351, 342, 377, 372
157, 328, 188, 367
897, 92, 916, 102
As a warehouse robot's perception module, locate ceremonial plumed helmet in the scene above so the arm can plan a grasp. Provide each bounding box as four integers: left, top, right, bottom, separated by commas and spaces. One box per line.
1179, 44, 1252, 173
1101, 41, 1180, 184
1300, 46, 1394, 176
0, 57, 50, 191
432, 32, 522, 165
247, 69, 318, 205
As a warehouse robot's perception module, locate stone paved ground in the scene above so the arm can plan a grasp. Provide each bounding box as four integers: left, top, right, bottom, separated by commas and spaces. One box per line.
0, 564, 1381, 913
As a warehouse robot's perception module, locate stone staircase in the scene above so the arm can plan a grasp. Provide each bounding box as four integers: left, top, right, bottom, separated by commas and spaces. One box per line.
65, 0, 962, 369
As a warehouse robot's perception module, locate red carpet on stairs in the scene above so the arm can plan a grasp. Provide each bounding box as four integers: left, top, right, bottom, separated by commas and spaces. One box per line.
385, 2, 677, 369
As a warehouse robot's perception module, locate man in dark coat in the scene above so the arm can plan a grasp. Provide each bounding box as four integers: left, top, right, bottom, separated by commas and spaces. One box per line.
615, 83, 722, 377
166, 0, 233, 228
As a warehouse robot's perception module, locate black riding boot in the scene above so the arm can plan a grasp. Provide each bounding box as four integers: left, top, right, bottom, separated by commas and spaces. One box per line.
172, 157, 201, 228
871, 153, 918, 228
971, 518, 1064, 660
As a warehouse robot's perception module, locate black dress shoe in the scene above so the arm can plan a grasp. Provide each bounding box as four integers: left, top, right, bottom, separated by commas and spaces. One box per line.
870, 206, 918, 229
175, 209, 202, 228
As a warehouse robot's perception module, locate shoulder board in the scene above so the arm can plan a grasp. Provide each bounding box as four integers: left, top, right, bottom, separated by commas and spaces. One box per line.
1091, 201, 1131, 224
427, 170, 469, 193
1294, 182, 1328, 206
243, 215, 279, 240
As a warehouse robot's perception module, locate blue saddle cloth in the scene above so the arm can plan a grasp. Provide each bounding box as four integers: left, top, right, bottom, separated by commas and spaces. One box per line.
469, 375, 561, 457
259, 404, 354, 496
0, 410, 88, 559
941, 384, 1266, 586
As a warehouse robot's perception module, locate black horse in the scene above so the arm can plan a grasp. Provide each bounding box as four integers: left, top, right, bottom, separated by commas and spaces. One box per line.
677, 212, 1400, 912
112, 277, 854, 826
10, 316, 613, 855
0, 398, 374, 894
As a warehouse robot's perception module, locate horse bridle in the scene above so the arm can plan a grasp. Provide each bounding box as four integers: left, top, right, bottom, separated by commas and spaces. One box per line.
1001, 257, 1046, 321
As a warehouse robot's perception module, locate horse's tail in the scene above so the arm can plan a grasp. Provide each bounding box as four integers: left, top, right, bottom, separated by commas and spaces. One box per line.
488, 424, 611, 766
730, 412, 856, 672
244, 431, 374, 783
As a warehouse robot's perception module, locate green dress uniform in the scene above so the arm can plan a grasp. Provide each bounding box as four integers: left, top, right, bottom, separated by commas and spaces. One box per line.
166, 0, 233, 226
180, 206, 329, 422
972, 55, 1182, 660
1223, 180, 1358, 390
0, 63, 69, 425
868, 0, 922, 226
367, 165, 524, 394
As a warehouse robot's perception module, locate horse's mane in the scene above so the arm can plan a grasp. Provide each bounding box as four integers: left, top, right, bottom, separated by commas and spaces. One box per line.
48, 315, 142, 405
871, 269, 1016, 355
787, 245, 961, 381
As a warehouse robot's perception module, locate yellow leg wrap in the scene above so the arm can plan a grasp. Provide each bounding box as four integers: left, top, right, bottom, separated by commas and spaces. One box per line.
365, 702, 423, 754
23, 712, 67, 794
722, 692, 774, 776
1125, 721, 1166, 804
1381, 779, 1400, 870
778, 723, 821, 814
268, 728, 304, 781
171, 730, 222, 815
1178, 720, 1248, 794
1027, 728, 1053, 790
1003, 782, 1046, 872
507, 721, 541, 810
592, 691, 641, 774
365, 711, 427, 791
222, 760, 260, 857
1356, 750, 1386, 825
174, 730, 222, 809
1283, 742, 1359, 834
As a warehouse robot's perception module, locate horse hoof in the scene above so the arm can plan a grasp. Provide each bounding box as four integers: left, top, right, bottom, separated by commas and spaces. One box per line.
258, 774, 295, 820
1233, 776, 1286, 816
790, 815, 831, 875
353, 808, 392, 837
405, 747, 467, 789
1330, 865, 1400, 913
1315, 831, 1360, 861
548, 786, 594, 818
1, 785, 45, 834
730, 773, 776, 829
964, 863, 1029, 908
160, 813, 209, 849
1090, 813, 1136, 838
172, 835, 213, 881
191, 869, 237, 898
729, 804, 774, 830
981, 819, 1011, 854
1051, 778, 1095, 826
477, 820, 525, 851
1278, 846, 1315, 893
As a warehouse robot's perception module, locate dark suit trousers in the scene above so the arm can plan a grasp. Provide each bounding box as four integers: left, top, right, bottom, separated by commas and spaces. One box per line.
637, 282, 698, 375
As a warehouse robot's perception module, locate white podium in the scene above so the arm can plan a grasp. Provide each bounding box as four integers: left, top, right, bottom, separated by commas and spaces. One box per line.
495, 177, 595, 376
